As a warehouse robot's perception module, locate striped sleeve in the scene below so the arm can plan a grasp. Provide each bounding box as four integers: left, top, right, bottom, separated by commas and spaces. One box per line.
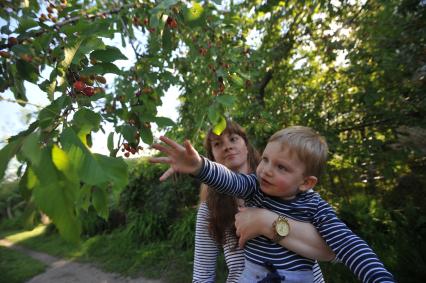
313, 261, 325, 283
223, 232, 245, 283
192, 202, 219, 283
197, 157, 258, 199
312, 198, 395, 283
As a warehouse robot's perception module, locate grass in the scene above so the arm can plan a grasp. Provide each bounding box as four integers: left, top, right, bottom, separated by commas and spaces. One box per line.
0, 246, 46, 283
1, 225, 196, 282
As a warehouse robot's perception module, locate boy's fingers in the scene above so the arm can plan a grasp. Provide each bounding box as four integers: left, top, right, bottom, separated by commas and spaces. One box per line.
151, 143, 173, 155
149, 157, 172, 164
160, 136, 184, 151
183, 140, 196, 155
159, 167, 175, 181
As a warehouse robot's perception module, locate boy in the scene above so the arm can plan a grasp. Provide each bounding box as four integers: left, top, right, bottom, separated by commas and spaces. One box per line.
150, 126, 395, 282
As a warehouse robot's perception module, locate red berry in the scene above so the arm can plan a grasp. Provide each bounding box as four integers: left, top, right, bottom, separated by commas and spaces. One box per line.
124, 152, 130, 158
8, 37, 18, 47
83, 86, 95, 96
142, 87, 153, 94
166, 17, 178, 29
73, 81, 85, 92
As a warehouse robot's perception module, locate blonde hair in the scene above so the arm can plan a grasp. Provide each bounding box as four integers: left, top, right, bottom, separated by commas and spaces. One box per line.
269, 126, 328, 178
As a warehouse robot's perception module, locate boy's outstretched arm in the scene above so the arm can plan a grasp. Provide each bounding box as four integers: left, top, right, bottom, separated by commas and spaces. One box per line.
149, 136, 203, 181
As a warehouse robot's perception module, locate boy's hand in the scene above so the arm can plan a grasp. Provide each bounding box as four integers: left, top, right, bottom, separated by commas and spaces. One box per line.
149, 136, 202, 181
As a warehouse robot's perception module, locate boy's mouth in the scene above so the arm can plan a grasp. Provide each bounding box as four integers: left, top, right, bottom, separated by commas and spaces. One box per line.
259, 177, 273, 188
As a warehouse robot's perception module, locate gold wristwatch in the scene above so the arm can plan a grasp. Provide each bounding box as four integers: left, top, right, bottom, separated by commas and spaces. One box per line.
272, 215, 290, 243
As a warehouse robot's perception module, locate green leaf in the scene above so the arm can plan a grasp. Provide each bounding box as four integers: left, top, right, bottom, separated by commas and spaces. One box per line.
78, 184, 92, 212
120, 125, 138, 144
107, 132, 114, 152
16, 60, 39, 83
230, 73, 244, 87
72, 37, 106, 65
208, 103, 221, 125
152, 116, 175, 128
90, 46, 127, 63
31, 148, 81, 243
80, 62, 121, 75
212, 116, 227, 136
61, 128, 128, 190
140, 127, 153, 145
149, 13, 160, 28
73, 108, 101, 132
61, 19, 112, 38
11, 45, 32, 57
216, 95, 236, 107
10, 78, 27, 106
183, 2, 205, 25
92, 187, 108, 220
51, 144, 77, 182
21, 132, 41, 166
93, 153, 128, 191
38, 96, 66, 129
151, 0, 179, 14
162, 24, 172, 55
60, 40, 83, 70
17, 18, 38, 33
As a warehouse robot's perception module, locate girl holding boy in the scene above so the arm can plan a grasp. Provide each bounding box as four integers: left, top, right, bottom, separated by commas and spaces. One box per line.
151, 125, 394, 282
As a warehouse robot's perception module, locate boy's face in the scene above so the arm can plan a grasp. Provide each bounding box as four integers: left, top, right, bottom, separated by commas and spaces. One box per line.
256, 141, 313, 200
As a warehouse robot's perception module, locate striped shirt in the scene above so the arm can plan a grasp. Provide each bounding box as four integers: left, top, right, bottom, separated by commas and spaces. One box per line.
193, 202, 325, 283
196, 157, 395, 283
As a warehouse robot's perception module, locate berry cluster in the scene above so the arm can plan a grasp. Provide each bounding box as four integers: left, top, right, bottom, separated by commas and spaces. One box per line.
39, 1, 68, 23
166, 17, 178, 29
71, 75, 105, 97
121, 143, 143, 158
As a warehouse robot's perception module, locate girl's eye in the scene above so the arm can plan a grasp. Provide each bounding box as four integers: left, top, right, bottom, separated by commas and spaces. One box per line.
212, 142, 220, 147
230, 135, 239, 142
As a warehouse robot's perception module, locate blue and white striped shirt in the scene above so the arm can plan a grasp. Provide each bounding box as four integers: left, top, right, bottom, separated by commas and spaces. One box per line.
196, 157, 395, 283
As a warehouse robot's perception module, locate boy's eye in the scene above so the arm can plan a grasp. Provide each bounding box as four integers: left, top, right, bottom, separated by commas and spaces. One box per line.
277, 164, 287, 171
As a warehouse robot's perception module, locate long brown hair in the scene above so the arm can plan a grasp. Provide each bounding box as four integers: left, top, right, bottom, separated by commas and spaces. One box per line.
202, 120, 260, 246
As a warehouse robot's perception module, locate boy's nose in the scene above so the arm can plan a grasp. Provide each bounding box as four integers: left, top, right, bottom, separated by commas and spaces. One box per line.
262, 164, 273, 176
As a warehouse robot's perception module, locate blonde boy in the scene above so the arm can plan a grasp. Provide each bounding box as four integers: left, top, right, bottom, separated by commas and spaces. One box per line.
150, 126, 394, 283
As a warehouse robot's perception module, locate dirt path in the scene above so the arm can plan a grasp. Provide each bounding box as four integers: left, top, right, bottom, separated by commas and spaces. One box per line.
0, 239, 165, 283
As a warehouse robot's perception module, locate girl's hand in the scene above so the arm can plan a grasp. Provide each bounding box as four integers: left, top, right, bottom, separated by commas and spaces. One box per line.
235, 207, 273, 248
149, 136, 203, 181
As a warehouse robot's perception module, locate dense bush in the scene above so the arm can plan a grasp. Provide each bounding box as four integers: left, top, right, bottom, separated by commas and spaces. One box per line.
119, 158, 199, 244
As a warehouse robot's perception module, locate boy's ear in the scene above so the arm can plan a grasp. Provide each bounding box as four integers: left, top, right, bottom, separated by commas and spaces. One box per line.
299, 176, 318, 192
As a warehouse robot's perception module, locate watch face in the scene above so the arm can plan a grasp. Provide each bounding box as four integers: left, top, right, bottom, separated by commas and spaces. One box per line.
276, 221, 289, 236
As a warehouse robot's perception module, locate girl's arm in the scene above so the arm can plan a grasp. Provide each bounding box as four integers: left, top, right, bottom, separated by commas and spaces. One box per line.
192, 202, 219, 282
235, 207, 335, 261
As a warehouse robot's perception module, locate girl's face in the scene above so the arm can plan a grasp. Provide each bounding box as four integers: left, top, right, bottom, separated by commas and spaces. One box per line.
210, 132, 249, 174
